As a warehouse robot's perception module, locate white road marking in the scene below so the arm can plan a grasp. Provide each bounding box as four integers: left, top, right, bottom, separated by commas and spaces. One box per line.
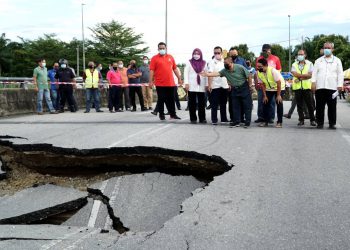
40, 227, 86, 250
63, 228, 101, 250
107, 126, 156, 148
87, 180, 109, 228
104, 178, 122, 230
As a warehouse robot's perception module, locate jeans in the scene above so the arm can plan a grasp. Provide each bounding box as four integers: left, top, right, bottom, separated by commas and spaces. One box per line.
85, 88, 100, 112
156, 86, 176, 116
231, 90, 252, 125
257, 89, 275, 121
210, 88, 228, 123
37, 88, 55, 112
315, 89, 337, 126
188, 91, 206, 122
50, 89, 59, 110
263, 91, 284, 123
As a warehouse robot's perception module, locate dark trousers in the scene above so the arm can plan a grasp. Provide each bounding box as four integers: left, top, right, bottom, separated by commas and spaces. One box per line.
119, 87, 130, 110
315, 89, 337, 126
156, 86, 176, 116
188, 91, 206, 122
258, 89, 275, 121
228, 90, 233, 121
231, 92, 252, 125
129, 86, 145, 110
263, 91, 284, 123
210, 88, 228, 123
339, 90, 346, 99
174, 87, 181, 109
59, 86, 75, 112
85, 88, 100, 112
295, 89, 315, 122
108, 86, 121, 111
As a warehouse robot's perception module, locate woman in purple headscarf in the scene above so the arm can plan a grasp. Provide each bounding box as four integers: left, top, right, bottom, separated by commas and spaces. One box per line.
184, 48, 208, 124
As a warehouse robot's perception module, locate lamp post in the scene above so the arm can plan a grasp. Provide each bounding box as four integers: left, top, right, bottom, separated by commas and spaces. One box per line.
165, 0, 168, 46
81, 3, 86, 70
288, 14, 291, 72
76, 46, 79, 76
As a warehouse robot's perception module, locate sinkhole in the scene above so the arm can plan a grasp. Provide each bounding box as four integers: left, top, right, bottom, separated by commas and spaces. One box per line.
0, 136, 233, 234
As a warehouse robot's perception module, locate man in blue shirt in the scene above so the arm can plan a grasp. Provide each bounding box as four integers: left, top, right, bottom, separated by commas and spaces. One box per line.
47, 62, 59, 110
127, 60, 146, 112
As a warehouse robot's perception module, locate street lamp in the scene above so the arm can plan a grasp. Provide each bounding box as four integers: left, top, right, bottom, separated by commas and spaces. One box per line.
165, 0, 168, 46
76, 46, 79, 76
288, 14, 291, 72
81, 3, 86, 71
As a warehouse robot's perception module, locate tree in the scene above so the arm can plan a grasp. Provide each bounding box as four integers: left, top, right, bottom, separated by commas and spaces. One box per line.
89, 20, 149, 67
271, 44, 288, 71
0, 33, 11, 76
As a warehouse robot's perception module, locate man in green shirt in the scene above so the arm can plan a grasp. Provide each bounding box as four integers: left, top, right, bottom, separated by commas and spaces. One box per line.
33, 59, 57, 115
201, 57, 252, 128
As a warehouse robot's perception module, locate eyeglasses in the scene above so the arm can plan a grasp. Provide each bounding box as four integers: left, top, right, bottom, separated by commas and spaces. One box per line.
214, 52, 221, 55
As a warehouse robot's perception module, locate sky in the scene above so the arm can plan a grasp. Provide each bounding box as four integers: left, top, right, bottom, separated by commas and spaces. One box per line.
1, 0, 350, 64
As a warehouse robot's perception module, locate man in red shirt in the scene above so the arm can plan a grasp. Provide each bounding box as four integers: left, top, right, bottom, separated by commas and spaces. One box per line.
149, 42, 182, 120
254, 44, 282, 123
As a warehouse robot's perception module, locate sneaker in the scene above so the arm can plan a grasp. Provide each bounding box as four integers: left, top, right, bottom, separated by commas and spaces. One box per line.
199, 120, 207, 124
116, 109, 123, 112
84, 110, 90, 113
229, 123, 240, 128
126, 108, 130, 111
283, 114, 291, 119
141, 108, 147, 112
59, 110, 64, 113
329, 125, 336, 130
96, 110, 104, 112
159, 114, 166, 120
151, 111, 158, 116
243, 124, 249, 128
177, 107, 182, 110
317, 124, 324, 129
254, 118, 264, 123
310, 121, 317, 127
212, 122, 218, 125
131, 108, 137, 112
268, 119, 274, 124
191, 121, 197, 124
297, 121, 304, 126
148, 107, 153, 110
50, 111, 59, 114
170, 115, 181, 120
276, 123, 282, 128
259, 122, 268, 127
37, 112, 44, 115
109, 110, 116, 113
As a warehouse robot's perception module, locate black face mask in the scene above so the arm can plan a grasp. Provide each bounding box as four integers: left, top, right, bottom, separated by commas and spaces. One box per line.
258, 68, 264, 73
246, 63, 251, 67
261, 51, 269, 59
224, 64, 230, 70
231, 55, 237, 60
113, 67, 118, 70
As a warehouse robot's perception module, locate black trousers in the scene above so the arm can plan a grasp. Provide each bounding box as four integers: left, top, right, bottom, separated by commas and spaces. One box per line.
188, 91, 206, 122
228, 90, 233, 121
263, 91, 284, 123
108, 86, 121, 111
156, 86, 176, 116
174, 87, 181, 109
129, 86, 145, 110
294, 89, 315, 122
315, 89, 337, 126
59, 85, 75, 112
210, 88, 228, 123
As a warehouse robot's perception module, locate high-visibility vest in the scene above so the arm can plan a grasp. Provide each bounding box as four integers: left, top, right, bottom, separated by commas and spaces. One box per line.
292, 61, 312, 90
85, 69, 99, 88
257, 66, 285, 91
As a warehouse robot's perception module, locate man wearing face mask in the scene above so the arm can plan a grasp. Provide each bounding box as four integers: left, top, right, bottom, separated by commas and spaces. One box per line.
291, 50, 316, 126
55, 58, 77, 113
254, 44, 282, 124
83, 61, 103, 113
117, 60, 131, 111
149, 42, 182, 120
139, 56, 153, 110
127, 60, 146, 112
33, 59, 58, 115
48, 62, 60, 110
207, 46, 229, 125
202, 57, 252, 128
311, 42, 344, 129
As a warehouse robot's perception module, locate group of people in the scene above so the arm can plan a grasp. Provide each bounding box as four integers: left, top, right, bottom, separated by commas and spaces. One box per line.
33, 41, 345, 129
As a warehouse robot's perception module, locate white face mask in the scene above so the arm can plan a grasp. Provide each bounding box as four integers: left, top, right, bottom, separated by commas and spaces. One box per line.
118, 64, 124, 68
193, 55, 200, 60
143, 59, 149, 64
215, 54, 221, 60
41, 63, 46, 67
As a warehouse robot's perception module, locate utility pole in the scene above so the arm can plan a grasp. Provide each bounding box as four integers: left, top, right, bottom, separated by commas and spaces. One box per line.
81, 3, 86, 70
165, 0, 168, 46
288, 15, 291, 71
301, 35, 304, 50
76, 46, 79, 76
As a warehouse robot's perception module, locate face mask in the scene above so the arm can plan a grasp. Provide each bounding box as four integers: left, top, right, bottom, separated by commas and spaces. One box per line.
98, 67, 102, 71
231, 55, 237, 60
215, 54, 221, 60
224, 64, 230, 70
261, 51, 268, 59
246, 63, 251, 67
258, 68, 264, 73
297, 55, 305, 62
324, 49, 332, 56
61, 64, 67, 69
118, 64, 123, 68
113, 67, 118, 70
88, 65, 94, 69
193, 54, 200, 60
54, 67, 59, 70
42, 63, 46, 67
143, 59, 149, 64
159, 49, 166, 55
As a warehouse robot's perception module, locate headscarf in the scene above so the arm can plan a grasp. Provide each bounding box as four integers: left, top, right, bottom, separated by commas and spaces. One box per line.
189, 48, 206, 85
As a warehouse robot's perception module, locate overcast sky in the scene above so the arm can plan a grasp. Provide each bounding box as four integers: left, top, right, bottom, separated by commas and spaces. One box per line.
1, 0, 349, 64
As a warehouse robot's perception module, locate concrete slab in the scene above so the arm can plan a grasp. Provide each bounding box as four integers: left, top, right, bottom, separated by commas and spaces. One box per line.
0, 158, 6, 180
0, 184, 87, 224
89, 173, 205, 232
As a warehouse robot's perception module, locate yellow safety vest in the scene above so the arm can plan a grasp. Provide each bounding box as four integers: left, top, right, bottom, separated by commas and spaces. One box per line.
292, 61, 312, 90
257, 66, 285, 91
85, 69, 99, 88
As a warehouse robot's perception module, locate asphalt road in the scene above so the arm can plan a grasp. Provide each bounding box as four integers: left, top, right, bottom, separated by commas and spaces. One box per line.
1, 100, 350, 249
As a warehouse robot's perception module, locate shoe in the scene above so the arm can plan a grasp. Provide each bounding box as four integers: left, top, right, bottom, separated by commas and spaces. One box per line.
244, 124, 250, 128
310, 121, 317, 127
109, 110, 116, 113
159, 114, 166, 120
191, 121, 197, 124
131, 108, 137, 112
229, 122, 240, 127
259, 122, 268, 127
276, 123, 282, 128
297, 121, 304, 126
206, 105, 211, 110
317, 124, 324, 129
170, 115, 181, 120
212, 122, 218, 125
283, 114, 291, 119
329, 125, 336, 130
185, 107, 189, 111
199, 120, 207, 124
50, 111, 59, 114
141, 108, 147, 112
304, 116, 310, 120
59, 110, 64, 113
126, 108, 130, 111
240, 120, 246, 125
254, 118, 264, 123
96, 110, 104, 112
148, 107, 153, 110
177, 107, 182, 110
221, 120, 229, 123
165, 112, 170, 115
37, 112, 44, 115
268, 119, 274, 124
151, 111, 158, 116
84, 110, 90, 113
116, 109, 123, 112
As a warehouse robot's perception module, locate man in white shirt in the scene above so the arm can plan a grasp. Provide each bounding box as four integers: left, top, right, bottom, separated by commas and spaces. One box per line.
311, 42, 344, 129
207, 46, 229, 125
